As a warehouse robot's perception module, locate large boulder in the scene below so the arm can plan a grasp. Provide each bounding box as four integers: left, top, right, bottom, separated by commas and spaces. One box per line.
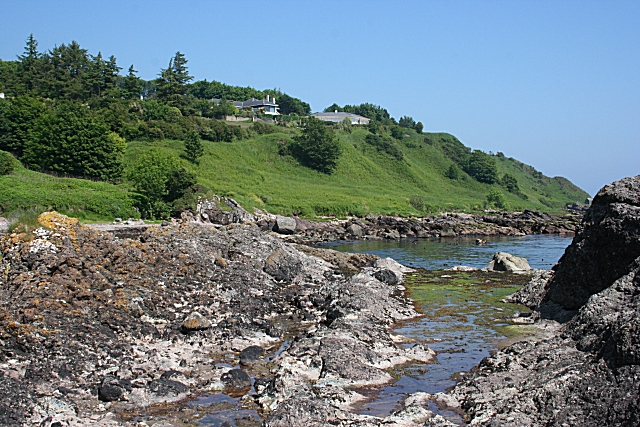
544, 175, 640, 311
487, 252, 531, 272
274, 216, 297, 235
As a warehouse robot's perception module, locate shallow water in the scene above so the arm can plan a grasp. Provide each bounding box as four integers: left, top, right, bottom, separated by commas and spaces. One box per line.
139, 235, 571, 425
329, 235, 572, 421
322, 234, 573, 270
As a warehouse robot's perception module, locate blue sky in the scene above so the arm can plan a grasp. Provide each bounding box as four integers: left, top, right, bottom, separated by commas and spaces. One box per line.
2, 0, 638, 196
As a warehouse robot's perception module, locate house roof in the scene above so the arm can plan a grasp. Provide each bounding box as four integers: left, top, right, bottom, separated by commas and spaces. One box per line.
312, 112, 370, 122
211, 97, 278, 109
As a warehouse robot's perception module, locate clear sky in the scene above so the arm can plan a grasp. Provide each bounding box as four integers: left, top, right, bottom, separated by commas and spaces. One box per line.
2, 0, 638, 196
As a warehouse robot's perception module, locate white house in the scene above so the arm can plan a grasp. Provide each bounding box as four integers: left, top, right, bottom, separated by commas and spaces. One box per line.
311, 111, 370, 125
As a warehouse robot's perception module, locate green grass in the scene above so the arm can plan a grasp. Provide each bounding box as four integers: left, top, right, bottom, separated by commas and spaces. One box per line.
0, 163, 138, 221
0, 127, 589, 221
126, 127, 588, 217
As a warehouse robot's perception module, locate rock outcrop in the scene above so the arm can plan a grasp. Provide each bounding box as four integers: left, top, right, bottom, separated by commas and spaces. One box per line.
0, 212, 441, 426
446, 175, 640, 426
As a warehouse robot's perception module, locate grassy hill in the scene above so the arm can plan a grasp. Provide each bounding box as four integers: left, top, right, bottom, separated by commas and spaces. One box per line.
127, 126, 587, 217
0, 125, 589, 222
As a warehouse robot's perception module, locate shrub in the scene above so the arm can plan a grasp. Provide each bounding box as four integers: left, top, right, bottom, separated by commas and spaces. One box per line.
126, 149, 196, 219
409, 194, 425, 211
364, 134, 403, 160
0, 150, 17, 175
288, 117, 341, 174
486, 188, 507, 210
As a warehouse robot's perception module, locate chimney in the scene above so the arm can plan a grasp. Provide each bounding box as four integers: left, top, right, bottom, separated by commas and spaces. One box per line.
266, 94, 270, 102
272, 97, 276, 104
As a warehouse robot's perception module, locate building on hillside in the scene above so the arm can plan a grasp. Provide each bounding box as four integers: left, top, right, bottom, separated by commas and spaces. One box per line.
311, 111, 370, 125
211, 95, 280, 115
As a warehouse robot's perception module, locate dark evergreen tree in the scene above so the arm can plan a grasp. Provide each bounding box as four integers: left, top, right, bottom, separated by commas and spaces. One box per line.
289, 117, 341, 173
184, 130, 204, 164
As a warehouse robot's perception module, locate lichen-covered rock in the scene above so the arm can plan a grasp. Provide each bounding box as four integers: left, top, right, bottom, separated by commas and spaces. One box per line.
180, 311, 212, 332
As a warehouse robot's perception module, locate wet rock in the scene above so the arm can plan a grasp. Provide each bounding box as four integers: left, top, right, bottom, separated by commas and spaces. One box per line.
240, 345, 265, 366
180, 311, 212, 332
487, 251, 531, 272
374, 268, 399, 285
221, 368, 252, 390
274, 216, 297, 234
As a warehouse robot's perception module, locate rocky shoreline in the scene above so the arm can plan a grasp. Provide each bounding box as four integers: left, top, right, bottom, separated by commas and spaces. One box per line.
0, 212, 446, 426
0, 175, 637, 426
185, 199, 581, 243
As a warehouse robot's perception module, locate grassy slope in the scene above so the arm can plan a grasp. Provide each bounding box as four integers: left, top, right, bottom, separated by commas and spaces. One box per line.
0, 163, 138, 221
0, 126, 589, 221
126, 127, 589, 217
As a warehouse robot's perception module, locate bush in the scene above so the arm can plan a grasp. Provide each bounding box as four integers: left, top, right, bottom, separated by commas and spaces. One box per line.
486, 188, 507, 210
446, 164, 462, 180
126, 149, 196, 218
252, 122, 275, 135
365, 134, 403, 160
409, 194, 425, 211
0, 150, 17, 175
288, 117, 341, 174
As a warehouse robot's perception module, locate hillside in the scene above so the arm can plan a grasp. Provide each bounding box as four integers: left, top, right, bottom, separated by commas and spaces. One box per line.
122, 126, 588, 218
0, 36, 589, 221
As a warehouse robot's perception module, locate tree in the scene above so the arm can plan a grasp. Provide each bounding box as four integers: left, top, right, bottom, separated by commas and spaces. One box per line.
122, 65, 143, 99
22, 101, 124, 182
155, 52, 193, 99
399, 116, 416, 129
289, 117, 341, 173
126, 150, 196, 218
0, 96, 47, 157
184, 130, 204, 163
275, 93, 311, 115
414, 121, 423, 134
465, 150, 498, 184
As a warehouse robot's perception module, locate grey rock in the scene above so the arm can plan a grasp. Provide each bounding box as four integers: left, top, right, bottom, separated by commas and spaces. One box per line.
263, 249, 302, 282
148, 378, 189, 397
543, 175, 640, 311
448, 175, 640, 427
221, 369, 251, 390
487, 251, 531, 272
346, 223, 363, 237
239, 345, 265, 366
274, 216, 297, 234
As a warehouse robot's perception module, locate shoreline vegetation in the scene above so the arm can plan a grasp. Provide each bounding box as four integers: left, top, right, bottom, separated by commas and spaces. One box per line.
1, 36, 589, 225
